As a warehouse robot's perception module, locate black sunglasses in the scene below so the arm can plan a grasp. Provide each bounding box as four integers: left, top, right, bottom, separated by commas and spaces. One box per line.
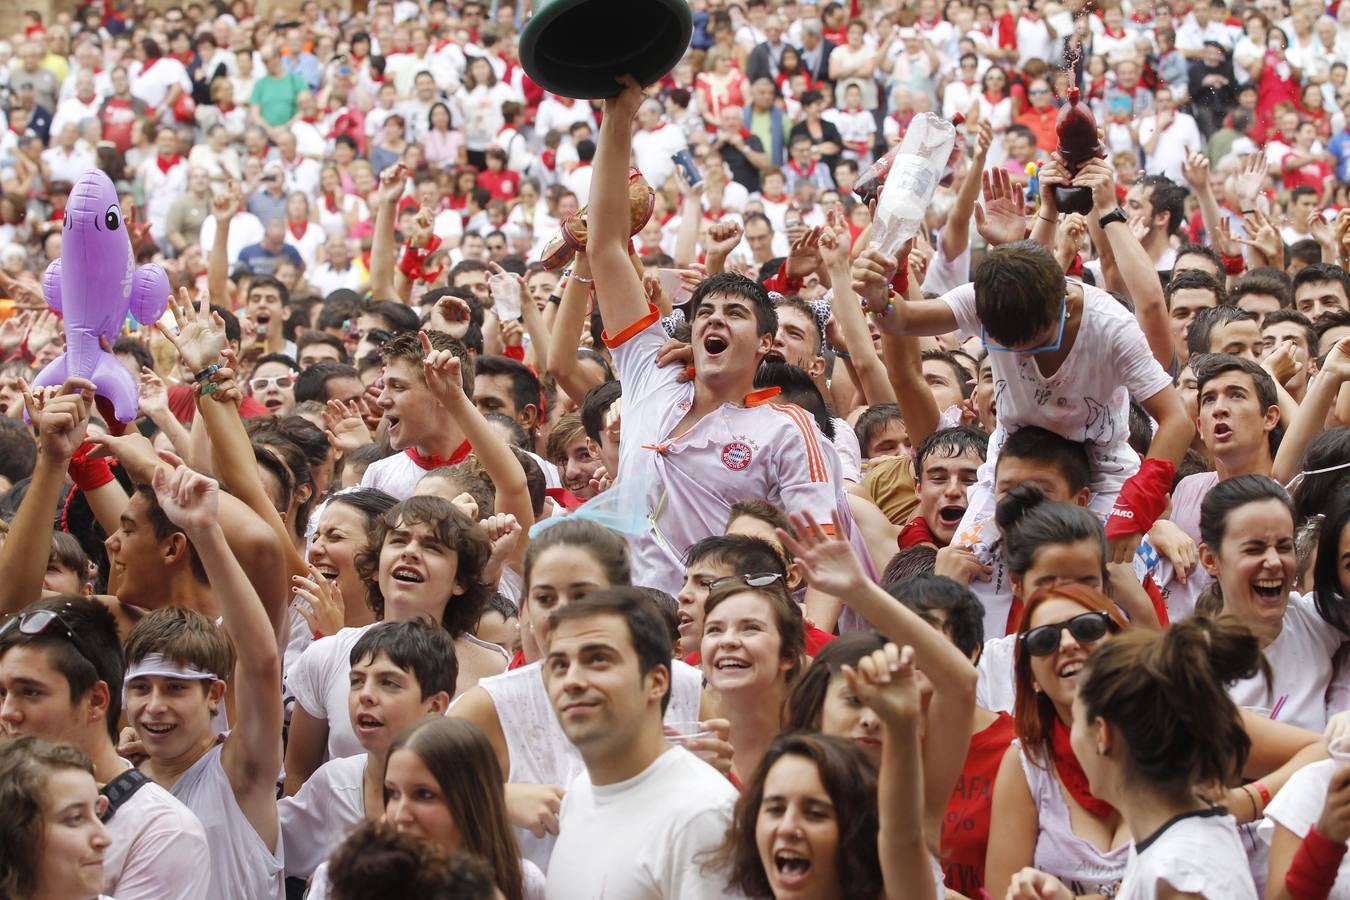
709, 572, 785, 593
0, 607, 101, 670
1020, 611, 1112, 657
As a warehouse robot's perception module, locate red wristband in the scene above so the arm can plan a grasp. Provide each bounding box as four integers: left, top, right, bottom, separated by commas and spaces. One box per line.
889, 261, 909, 295
1252, 780, 1272, 807
1220, 253, 1245, 275
1286, 825, 1348, 900
67, 440, 115, 492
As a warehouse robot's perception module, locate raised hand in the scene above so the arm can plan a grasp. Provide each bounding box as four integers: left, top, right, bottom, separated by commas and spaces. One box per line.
86, 428, 160, 482
24, 310, 63, 359
430, 293, 473, 339
974, 166, 1028, 247
211, 180, 243, 223
0, 310, 32, 356
851, 246, 899, 314
138, 366, 170, 420
292, 563, 345, 637
150, 459, 220, 536
776, 510, 870, 597
816, 224, 852, 273
842, 642, 921, 728
419, 330, 466, 405
158, 287, 227, 374
323, 398, 374, 453
786, 226, 825, 278
23, 377, 94, 460
378, 163, 408, 206
1236, 208, 1283, 267
605, 73, 647, 122
1070, 159, 1119, 216
1181, 151, 1211, 193
1233, 153, 1268, 210
703, 219, 744, 257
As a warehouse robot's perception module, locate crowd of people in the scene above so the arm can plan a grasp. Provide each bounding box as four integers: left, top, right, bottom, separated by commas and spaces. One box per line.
9, 0, 1350, 897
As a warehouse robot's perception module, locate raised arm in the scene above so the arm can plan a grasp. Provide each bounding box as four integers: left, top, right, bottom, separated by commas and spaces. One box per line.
1273, 339, 1350, 484
672, 167, 705, 268
207, 181, 242, 306
820, 216, 896, 406
420, 330, 533, 568
781, 511, 977, 851
940, 121, 993, 262
544, 255, 605, 406
369, 163, 407, 302
589, 77, 651, 334
158, 287, 308, 584
0, 379, 94, 615
152, 462, 282, 852
845, 643, 937, 900
1077, 160, 1174, 368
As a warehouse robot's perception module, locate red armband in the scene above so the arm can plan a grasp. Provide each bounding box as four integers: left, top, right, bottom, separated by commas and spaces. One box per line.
67, 440, 115, 491
1220, 253, 1246, 275
503, 344, 525, 361
398, 235, 444, 283
1104, 458, 1175, 540
1286, 825, 1348, 900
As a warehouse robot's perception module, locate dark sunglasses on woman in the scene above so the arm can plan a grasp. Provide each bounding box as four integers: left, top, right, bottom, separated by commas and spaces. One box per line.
1020, 611, 1113, 657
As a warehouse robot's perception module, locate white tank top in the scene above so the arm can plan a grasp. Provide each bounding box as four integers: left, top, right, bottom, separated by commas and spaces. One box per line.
1017, 741, 1129, 896
477, 658, 704, 871
170, 744, 285, 900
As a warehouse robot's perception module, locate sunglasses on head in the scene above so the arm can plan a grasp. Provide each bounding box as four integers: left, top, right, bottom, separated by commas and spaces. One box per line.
0, 607, 100, 670
1020, 611, 1112, 657
709, 572, 785, 593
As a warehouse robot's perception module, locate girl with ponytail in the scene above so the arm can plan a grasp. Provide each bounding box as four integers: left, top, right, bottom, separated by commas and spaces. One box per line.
1006, 618, 1263, 899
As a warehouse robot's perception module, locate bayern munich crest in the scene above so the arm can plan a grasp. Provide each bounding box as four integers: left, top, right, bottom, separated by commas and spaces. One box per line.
721, 441, 753, 470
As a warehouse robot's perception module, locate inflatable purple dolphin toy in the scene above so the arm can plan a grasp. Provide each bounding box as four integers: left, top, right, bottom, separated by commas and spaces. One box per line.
30, 169, 169, 422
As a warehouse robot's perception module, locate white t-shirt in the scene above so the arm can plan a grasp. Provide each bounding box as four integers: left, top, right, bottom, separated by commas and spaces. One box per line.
1137, 113, 1203, 184
1228, 592, 1348, 732
105, 767, 211, 900
130, 57, 190, 110
545, 747, 745, 900
1120, 808, 1257, 899
975, 634, 1016, 714
1260, 759, 1350, 899
287, 625, 373, 761
632, 124, 690, 191
942, 280, 1172, 527
278, 753, 367, 878
199, 213, 266, 264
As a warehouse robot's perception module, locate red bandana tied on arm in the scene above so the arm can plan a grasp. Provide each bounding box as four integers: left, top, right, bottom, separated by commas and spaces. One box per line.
1051, 719, 1115, 819
1104, 458, 1174, 540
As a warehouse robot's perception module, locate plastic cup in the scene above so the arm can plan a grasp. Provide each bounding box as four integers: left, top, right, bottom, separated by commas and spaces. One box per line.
658, 268, 691, 304
489, 274, 523, 320
664, 720, 716, 759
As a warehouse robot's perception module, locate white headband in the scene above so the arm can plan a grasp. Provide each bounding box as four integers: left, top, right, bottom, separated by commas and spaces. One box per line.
125, 653, 220, 684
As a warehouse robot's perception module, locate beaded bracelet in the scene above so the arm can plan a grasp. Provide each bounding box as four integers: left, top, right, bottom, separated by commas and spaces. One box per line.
861, 292, 895, 320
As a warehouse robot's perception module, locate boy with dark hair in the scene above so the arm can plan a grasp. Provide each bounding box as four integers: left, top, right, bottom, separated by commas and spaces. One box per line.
279, 619, 457, 881
1187, 304, 1262, 359
0, 595, 210, 899
1165, 267, 1226, 364
360, 329, 474, 499
902, 426, 989, 550
1293, 262, 1350, 324
543, 588, 739, 898
584, 77, 851, 600
863, 228, 1192, 568
676, 534, 787, 658
473, 354, 544, 451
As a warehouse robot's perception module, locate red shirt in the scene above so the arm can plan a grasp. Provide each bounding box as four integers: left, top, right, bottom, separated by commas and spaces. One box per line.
477, 168, 521, 202
1017, 105, 1059, 154
98, 97, 141, 155
168, 384, 271, 422
1283, 153, 1333, 194
941, 712, 1017, 896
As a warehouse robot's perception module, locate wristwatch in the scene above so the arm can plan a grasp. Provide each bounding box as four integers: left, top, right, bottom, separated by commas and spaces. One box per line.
1098, 207, 1128, 228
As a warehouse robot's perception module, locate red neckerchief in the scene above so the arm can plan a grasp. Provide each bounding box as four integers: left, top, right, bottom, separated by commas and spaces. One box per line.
659, 210, 676, 225
1103, 25, 1126, 37
288, 220, 308, 239
897, 516, 940, 549
141, 56, 161, 73
155, 153, 181, 174
324, 191, 340, 213
648, 122, 666, 132
301, 115, 319, 124
172, 51, 193, 65
984, 89, 1005, 104
1051, 719, 1116, 819
762, 191, 786, 203
405, 440, 471, 470
788, 159, 816, 177
218, 101, 235, 113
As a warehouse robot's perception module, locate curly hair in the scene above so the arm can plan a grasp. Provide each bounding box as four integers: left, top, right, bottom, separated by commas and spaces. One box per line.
0, 737, 97, 898
355, 495, 492, 637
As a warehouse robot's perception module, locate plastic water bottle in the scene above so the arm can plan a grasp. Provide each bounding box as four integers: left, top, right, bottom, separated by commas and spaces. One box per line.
870, 113, 956, 257
488, 273, 523, 320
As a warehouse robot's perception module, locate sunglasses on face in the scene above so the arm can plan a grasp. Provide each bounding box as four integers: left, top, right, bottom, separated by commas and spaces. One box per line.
709, 572, 785, 592
249, 374, 296, 392
1020, 610, 1113, 657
